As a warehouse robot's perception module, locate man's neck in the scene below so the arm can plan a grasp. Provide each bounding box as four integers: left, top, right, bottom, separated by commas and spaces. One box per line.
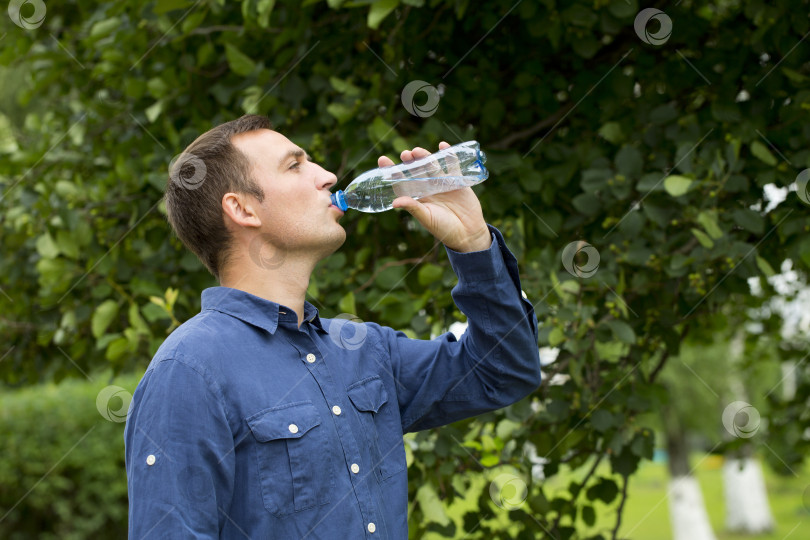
219, 256, 315, 328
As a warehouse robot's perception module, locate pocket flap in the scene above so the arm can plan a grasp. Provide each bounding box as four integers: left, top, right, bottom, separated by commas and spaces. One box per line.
246, 401, 321, 442
346, 377, 389, 414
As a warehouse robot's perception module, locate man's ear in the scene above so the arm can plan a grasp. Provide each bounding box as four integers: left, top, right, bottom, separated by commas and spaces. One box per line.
222, 192, 261, 228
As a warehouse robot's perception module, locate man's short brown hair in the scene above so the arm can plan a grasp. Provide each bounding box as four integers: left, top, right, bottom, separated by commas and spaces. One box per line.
164, 115, 270, 281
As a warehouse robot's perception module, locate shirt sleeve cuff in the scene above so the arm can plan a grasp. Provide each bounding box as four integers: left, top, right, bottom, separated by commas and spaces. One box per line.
444, 224, 506, 282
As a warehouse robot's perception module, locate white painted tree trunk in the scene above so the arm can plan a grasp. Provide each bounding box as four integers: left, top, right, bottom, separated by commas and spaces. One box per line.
668, 475, 717, 540
722, 457, 774, 533
721, 331, 775, 534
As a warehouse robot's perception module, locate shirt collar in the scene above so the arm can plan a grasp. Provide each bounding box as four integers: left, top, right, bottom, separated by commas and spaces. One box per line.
201, 287, 328, 335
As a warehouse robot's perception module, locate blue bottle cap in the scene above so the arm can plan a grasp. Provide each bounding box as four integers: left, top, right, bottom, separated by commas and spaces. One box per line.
331, 190, 348, 211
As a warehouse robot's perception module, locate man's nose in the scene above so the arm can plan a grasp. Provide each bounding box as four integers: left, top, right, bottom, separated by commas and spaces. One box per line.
315, 164, 338, 190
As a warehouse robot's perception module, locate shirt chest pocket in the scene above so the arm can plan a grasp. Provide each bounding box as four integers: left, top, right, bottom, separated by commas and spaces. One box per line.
246, 401, 333, 517
346, 377, 407, 482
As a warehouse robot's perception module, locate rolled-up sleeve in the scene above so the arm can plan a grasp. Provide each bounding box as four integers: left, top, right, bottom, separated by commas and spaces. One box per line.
124, 357, 235, 538
387, 224, 541, 433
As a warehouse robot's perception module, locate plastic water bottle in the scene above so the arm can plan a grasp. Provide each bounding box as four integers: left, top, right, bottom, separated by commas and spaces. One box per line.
330, 140, 488, 213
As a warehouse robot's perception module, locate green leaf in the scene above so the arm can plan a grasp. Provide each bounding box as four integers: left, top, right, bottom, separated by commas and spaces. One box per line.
153, 0, 193, 15
750, 140, 777, 166
480, 453, 500, 467
35, 233, 60, 259
581, 504, 596, 526
630, 429, 654, 459
368, 0, 399, 29
329, 76, 361, 96
598, 121, 623, 144
326, 102, 354, 123
548, 327, 565, 346
128, 303, 149, 334
591, 409, 615, 432
663, 175, 693, 197
415, 483, 450, 526
732, 209, 764, 234
56, 230, 79, 260
368, 116, 395, 144
572, 193, 601, 215
92, 300, 120, 339
610, 446, 640, 477
225, 43, 256, 76
145, 100, 164, 123
417, 263, 443, 286
696, 210, 723, 239
607, 320, 636, 344
691, 228, 714, 249
586, 477, 619, 503
105, 336, 130, 361
90, 17, 121, 39
615, 146, 643, 178
756, 256, 775, 277
608, 0, 638, 18
257, 0, 276, 28
338, 291, 356, 315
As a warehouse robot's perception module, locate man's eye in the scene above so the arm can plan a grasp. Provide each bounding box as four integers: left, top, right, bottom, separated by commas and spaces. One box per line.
289, 162, 300, 170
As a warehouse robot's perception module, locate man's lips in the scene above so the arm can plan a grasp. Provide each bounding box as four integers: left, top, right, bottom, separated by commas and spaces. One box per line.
329, 203, 344, 215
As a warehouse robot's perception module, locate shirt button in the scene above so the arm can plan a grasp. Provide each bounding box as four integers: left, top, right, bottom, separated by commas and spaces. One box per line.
350, 463, 360, 474
367, 522, 376, 533
289, 424, 299, 434
146, 454, 156, 466
332, 405, 342, 416
306, 353, 316, 363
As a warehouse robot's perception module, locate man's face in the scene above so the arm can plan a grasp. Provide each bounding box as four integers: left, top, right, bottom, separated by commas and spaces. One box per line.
231, 129, 346, 260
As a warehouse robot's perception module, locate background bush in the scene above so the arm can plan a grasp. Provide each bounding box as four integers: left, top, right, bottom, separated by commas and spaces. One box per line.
0, 372, 140, 539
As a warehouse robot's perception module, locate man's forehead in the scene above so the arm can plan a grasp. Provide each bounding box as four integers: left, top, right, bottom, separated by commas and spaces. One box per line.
232, 128, 294, 155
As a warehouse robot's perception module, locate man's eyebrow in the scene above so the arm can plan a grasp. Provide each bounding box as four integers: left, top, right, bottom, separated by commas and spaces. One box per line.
278, 148, 309, 169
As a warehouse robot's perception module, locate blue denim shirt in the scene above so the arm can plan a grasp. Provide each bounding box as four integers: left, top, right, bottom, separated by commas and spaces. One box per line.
124, 225, 541, 539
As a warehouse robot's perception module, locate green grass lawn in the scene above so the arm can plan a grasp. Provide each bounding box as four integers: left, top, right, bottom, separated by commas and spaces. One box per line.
545, 452, 810, 539
419, 452, 808, 539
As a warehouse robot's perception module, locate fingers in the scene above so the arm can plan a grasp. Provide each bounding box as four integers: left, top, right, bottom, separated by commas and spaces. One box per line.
389, 142, 451, 166
400, 146, 429, 163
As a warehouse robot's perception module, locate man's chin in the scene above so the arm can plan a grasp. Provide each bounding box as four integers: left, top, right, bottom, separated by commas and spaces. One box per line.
318, 227, 347, 259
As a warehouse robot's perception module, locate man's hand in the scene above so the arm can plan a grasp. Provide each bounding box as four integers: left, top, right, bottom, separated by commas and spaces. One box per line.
377, 142, 491, 253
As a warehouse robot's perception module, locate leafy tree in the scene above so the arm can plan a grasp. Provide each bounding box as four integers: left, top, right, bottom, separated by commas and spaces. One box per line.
1, 0, 808, 537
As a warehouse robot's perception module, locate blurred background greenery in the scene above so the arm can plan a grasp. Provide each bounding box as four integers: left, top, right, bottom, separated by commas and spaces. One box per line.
1, 0, 809, 538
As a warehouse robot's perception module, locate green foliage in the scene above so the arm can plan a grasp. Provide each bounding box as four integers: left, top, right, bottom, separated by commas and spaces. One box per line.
0, 372, 141, 538
1, 0, 809, 537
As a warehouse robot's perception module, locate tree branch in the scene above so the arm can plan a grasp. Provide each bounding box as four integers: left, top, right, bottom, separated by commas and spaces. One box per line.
611, 474, 630, 540
489, 103, 575, 150
189, 25, 247, 36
